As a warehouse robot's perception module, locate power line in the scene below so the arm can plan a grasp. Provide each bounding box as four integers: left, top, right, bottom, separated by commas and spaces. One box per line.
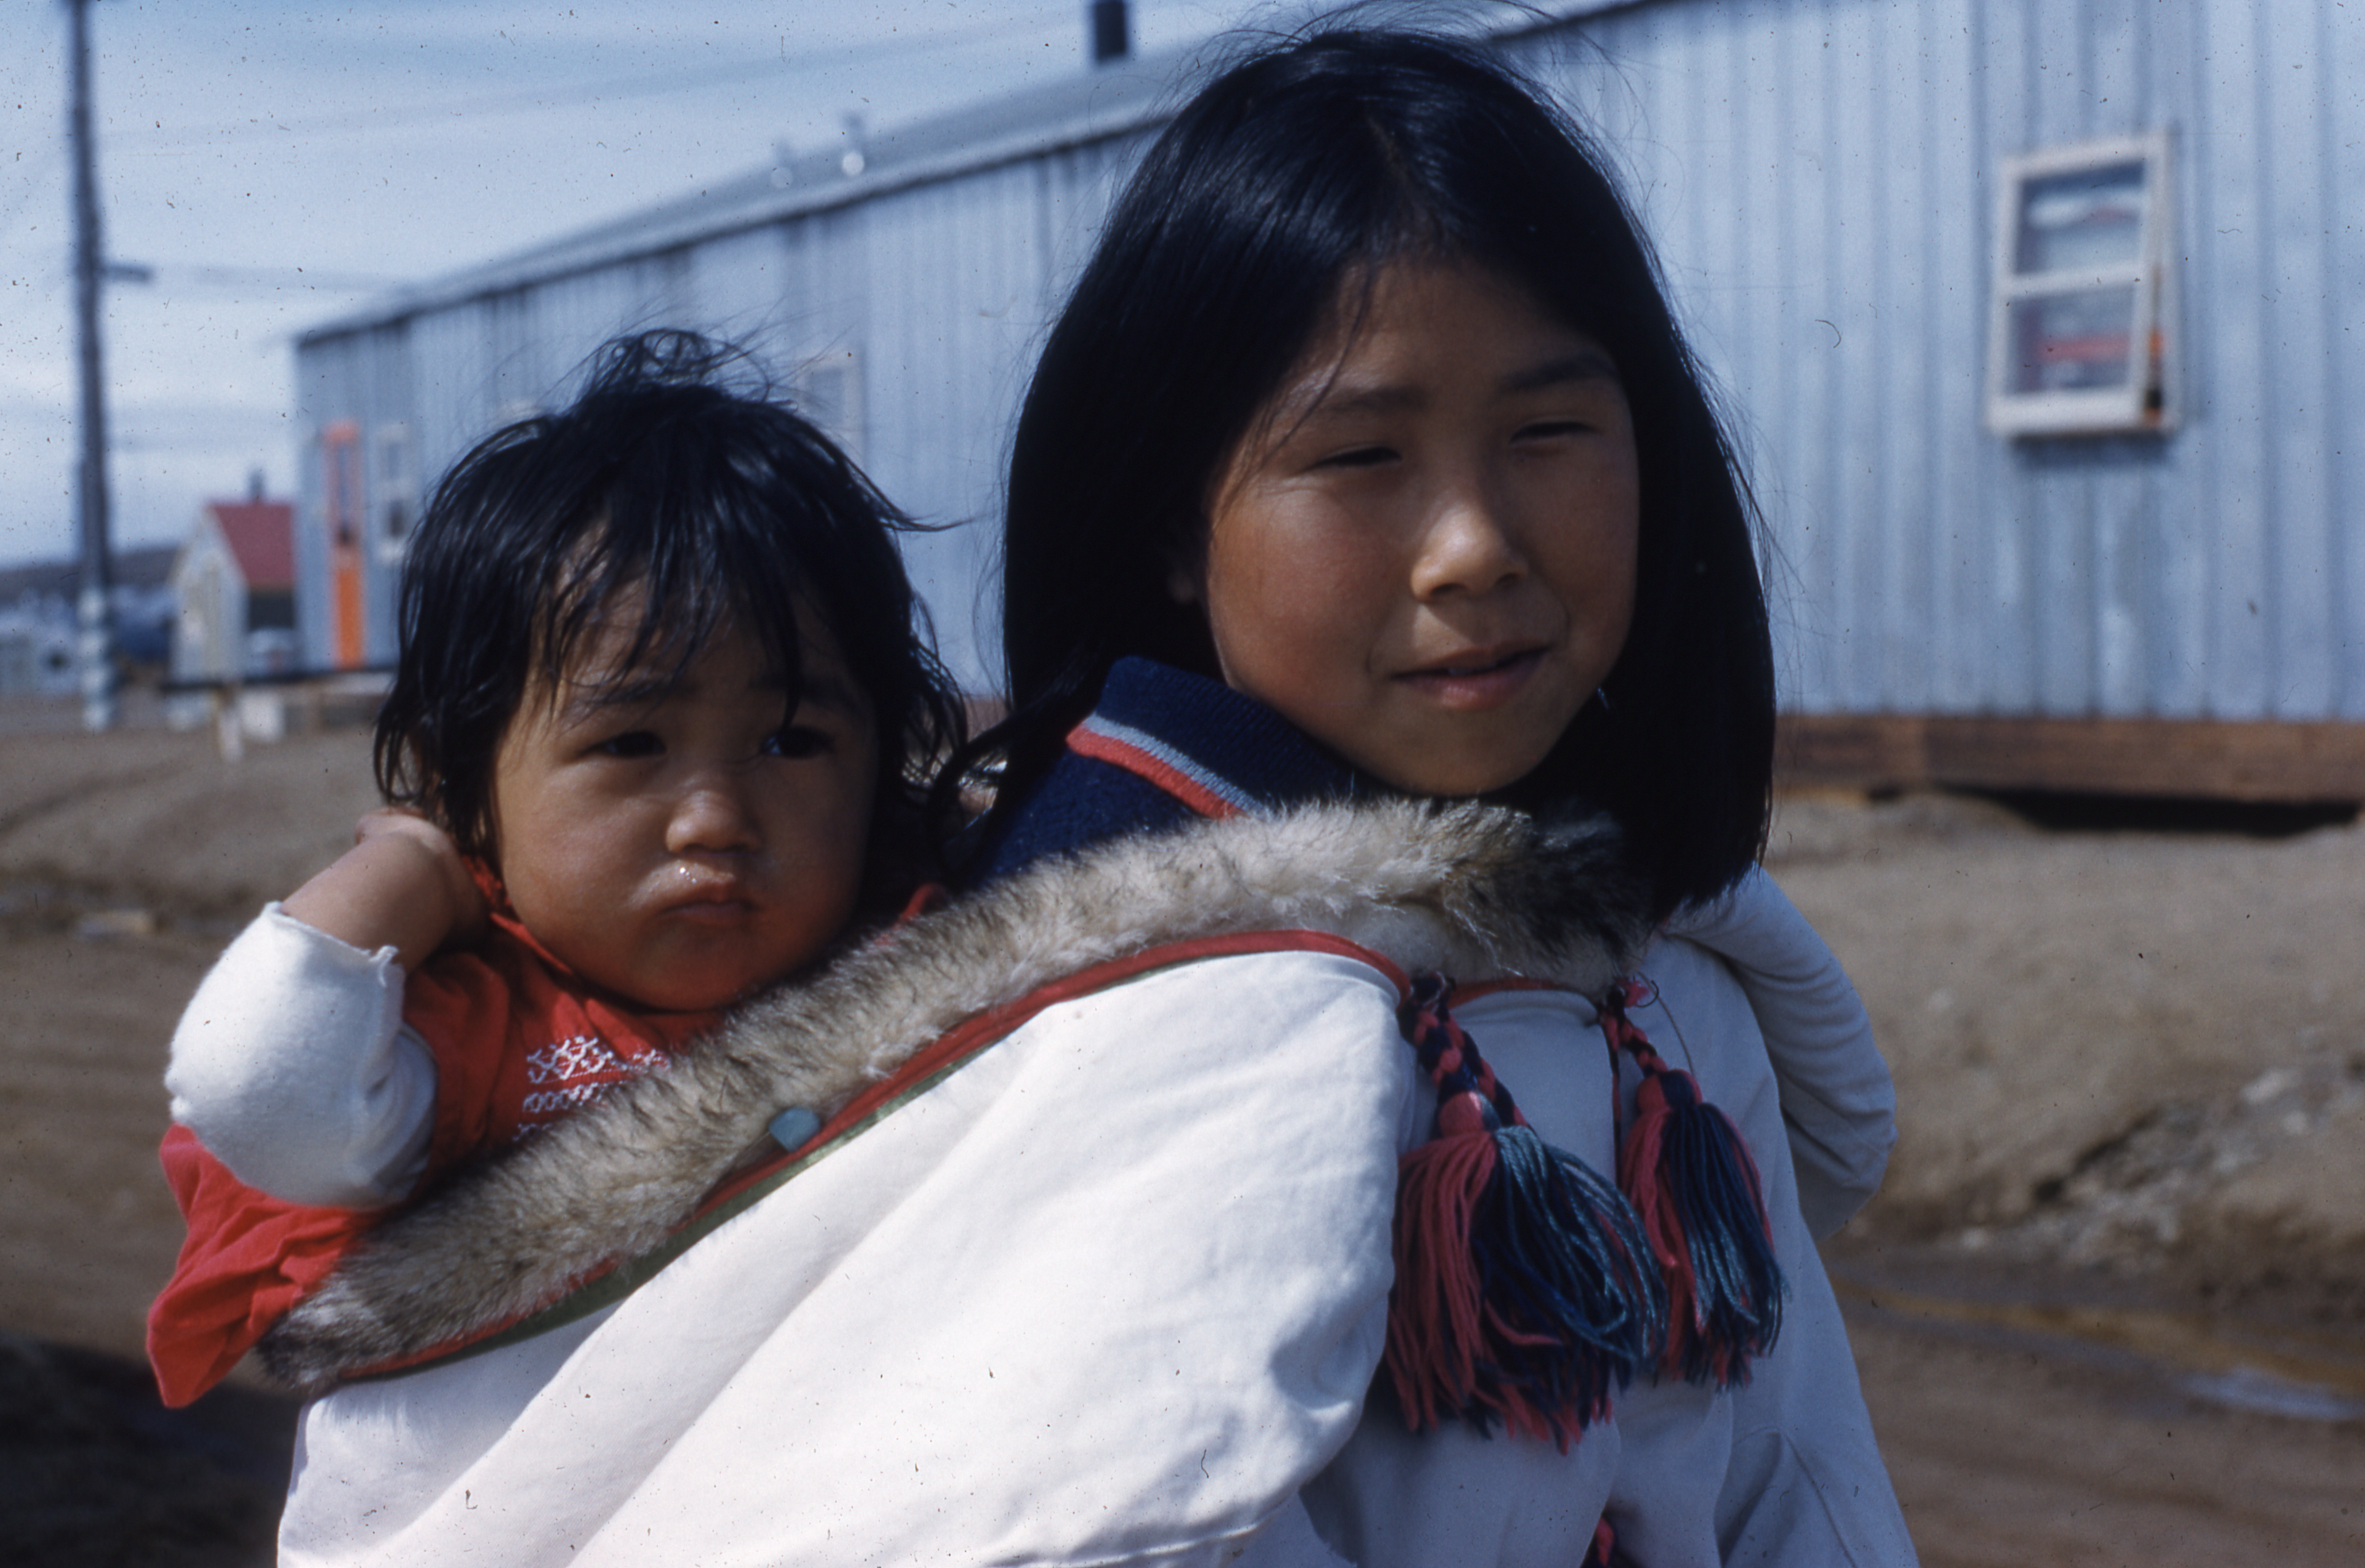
0, 146, 61, 247
151, 262, 407, 293
0, 258, 401, 300
118, 18, 1046, 150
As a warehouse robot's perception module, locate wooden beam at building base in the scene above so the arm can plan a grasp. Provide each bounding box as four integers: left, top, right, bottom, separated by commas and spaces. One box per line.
1775, 713, 2365, 804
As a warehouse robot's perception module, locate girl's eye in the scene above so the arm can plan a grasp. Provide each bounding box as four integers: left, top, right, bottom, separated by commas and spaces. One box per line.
595, 730, 665, 759
1317, 443, 1397, 470
765, 725, 835, 760
1515, 419, 1590, 443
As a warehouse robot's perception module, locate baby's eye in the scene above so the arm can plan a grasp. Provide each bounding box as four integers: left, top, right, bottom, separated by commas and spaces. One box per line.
594, 730, 665, 759
764, 725, 835, 760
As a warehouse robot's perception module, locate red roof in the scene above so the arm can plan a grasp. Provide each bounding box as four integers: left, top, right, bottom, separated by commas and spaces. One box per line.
205, 500, 295, 591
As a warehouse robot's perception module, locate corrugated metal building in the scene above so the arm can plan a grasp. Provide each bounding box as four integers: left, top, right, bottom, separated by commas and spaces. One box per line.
293, 0, 2365, 800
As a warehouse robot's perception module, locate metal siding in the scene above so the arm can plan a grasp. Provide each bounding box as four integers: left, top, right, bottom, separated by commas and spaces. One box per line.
1776, 3, 1851, 711
885, 132, 1143, 687
2331, 0, 2365, 717
289, 0, 2364, 721
784, 205, 875, 388
1875, 0, 1936, 710
1039, 133, 1150, 310
1828, 0, 1891, 712
851, 167, 1045, 695
681, 226, 787, 347
1968, 0, 2038, 712
295, 157, 1135, 693
1927, 0, 1990, 714
1547, 0, 2361, 725
2088, 0, 2161, 719
2015, 2, 2098, 714
290, 337, 344, 671
2263, 0, 2335, 717
2148, 0, 2214, 719
411, 306, 493, 492
1724, 10, 1797, 706
362, 322, 413, 667
537, 267, 646, 401
2194, 0, 2274, 717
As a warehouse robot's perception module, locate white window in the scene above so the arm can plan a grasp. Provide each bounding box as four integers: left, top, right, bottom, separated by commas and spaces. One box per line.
794, 347, 864, 463
1984, 132, 2175, 437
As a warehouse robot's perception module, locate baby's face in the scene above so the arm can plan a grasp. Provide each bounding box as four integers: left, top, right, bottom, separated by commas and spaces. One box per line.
486, 616, 877, 1013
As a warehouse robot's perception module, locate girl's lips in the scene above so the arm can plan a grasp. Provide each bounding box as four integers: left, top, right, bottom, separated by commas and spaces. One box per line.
1395, 646, 1547, 708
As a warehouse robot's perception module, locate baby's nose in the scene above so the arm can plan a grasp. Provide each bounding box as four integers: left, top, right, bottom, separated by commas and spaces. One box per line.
665, 774, 761, 855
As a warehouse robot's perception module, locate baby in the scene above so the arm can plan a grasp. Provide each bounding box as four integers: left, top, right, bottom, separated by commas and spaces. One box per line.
148, 331, 963, 1405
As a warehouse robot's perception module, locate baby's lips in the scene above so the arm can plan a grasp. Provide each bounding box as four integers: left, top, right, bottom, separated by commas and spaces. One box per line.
655, 871, 761, 917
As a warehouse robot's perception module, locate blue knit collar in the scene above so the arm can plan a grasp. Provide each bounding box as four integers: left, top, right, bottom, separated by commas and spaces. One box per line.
1085, 658, 1363, 814
963, 658, 1371, 885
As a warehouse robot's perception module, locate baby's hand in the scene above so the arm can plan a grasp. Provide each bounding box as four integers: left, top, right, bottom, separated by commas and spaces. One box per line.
283, 809, 488, 971
352, 809, 489, 948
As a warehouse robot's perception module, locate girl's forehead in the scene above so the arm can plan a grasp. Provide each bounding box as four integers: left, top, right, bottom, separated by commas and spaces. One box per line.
1266, 257, 1600, 412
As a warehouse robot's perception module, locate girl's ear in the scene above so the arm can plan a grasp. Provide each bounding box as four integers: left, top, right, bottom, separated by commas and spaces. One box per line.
1162, 526, 1209, 608
1164, 559, 1203, 608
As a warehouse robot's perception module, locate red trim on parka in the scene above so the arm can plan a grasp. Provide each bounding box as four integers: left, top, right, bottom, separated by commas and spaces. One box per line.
334, 928, 1415, 1385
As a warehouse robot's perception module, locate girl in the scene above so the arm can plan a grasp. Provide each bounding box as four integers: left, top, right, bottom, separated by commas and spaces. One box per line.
958, 24, 1916, 1566
148, 331, 965, 1407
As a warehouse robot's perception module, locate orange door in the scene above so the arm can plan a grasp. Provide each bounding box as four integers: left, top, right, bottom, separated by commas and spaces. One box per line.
324, 422, 364, 668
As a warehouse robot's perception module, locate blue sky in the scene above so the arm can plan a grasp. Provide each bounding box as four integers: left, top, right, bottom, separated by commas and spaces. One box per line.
0, 1, 1253, 567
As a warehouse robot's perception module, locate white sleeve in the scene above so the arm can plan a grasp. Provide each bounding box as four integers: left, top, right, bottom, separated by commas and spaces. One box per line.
164, 904, 438, 1208
1666, 866, 1896, 1237
1614, 936, 1919, 1568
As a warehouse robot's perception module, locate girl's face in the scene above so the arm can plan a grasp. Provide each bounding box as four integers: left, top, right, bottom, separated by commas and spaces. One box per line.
1180, 258, 1640, 797
487, 611, 877, 1013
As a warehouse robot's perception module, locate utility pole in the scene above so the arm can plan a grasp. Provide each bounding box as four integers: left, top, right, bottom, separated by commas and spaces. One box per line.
65, 0, 116, 731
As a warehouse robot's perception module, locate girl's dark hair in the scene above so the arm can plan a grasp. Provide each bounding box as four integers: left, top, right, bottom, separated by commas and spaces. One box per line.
966, 25, 1773, 917
375, 330, 965, 899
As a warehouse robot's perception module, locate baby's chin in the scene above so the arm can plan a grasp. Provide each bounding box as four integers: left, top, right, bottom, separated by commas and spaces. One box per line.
589, 957, 803, 1017
567, 920, 841, 1013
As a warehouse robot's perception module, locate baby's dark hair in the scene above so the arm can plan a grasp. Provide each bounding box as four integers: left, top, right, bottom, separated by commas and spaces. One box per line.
375, 330, 965, 894
974, 26, 1773, 918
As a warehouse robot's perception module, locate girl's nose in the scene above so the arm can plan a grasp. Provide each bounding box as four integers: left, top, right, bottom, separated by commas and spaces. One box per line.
665, 772, 762, 856
1409, 480, 1528, 601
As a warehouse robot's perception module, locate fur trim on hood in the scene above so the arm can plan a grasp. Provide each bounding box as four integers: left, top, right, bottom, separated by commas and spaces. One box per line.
257, 798, 1649, 1393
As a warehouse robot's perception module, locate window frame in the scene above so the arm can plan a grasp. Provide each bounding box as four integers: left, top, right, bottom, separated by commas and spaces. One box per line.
1984, 130, 2177, 438
373, 422, 415, 565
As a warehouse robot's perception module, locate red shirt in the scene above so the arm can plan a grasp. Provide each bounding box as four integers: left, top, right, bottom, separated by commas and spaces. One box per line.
146, 910, 717, 1408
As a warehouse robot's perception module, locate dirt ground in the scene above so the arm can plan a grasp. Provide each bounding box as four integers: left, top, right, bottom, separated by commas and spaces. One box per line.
0, 704, 2359, 1563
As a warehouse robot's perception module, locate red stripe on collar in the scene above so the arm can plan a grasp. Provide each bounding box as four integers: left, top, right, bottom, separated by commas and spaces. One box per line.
1067, 724, 1244, 820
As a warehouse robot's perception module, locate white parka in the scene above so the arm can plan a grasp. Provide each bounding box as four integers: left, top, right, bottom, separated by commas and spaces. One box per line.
169, 801, 1910, 1567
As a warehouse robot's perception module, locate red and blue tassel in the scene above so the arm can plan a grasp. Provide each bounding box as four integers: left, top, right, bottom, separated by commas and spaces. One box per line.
1600, 978, 1784, 1387
1384, 975, 1664, 1451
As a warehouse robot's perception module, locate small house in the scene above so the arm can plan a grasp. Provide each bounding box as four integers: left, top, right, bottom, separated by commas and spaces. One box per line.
172, 482, 298, 682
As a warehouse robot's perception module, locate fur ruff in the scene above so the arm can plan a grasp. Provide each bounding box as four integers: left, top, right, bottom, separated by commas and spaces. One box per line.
256, 798, 1648, 1393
